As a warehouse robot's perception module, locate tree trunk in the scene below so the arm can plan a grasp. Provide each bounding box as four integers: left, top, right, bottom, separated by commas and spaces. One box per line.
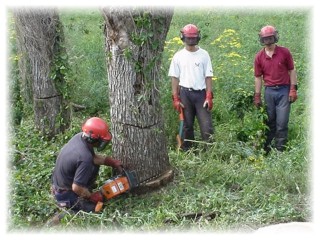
15, 30, 33, 105
101, 7, 174, 185
13, 9, 70, 138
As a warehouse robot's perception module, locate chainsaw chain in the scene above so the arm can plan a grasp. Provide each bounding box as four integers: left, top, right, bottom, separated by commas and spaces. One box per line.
139, 172, 163, 185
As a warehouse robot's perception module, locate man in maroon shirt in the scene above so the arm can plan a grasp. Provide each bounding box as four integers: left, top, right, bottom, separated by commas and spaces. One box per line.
254, 25, 298, 153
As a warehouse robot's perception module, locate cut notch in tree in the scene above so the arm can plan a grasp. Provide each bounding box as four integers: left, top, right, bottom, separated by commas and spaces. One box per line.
102, 7, 174, 187
13, 8, 71, 138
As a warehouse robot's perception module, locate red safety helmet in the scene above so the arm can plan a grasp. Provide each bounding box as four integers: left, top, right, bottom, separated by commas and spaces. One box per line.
180, 24, 200, 38
82, 117, 112, 150
259, 25, 279, 44
180, 24, 201, 46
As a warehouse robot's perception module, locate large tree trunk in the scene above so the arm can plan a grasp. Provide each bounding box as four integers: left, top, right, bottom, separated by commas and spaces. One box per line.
13, 9, 70, 138
15, 30, 33, 105
101, 7, 174, 185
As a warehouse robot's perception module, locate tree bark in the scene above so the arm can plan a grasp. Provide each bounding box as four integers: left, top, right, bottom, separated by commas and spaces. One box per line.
15, 31, 33, 105
101, 7, 174, 185
13, 8, 70, 138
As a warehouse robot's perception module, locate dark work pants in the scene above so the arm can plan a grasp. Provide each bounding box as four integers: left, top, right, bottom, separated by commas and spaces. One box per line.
54, 189, 96, 213
180, 87, 214, 150
264, 85, 291, 151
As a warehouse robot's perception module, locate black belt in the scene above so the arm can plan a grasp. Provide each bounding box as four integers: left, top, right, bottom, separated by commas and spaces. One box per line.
180, 86, 205, 92
265, 85, 289, 89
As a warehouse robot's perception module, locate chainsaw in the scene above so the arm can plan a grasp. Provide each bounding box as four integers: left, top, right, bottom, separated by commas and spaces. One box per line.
95, 168, 139, 212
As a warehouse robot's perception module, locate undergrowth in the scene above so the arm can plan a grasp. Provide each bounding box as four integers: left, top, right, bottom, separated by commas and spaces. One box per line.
8, 8, 311, 233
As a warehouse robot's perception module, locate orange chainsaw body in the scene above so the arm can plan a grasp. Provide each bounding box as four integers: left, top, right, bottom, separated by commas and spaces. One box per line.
100, 175, 131, 200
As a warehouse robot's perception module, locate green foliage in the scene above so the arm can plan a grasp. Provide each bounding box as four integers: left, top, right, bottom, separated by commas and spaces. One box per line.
8, 8, 310, 232
227, 88, 268, 148
229, 88, 254, 120
131, 12, 153, 46
8, 13, 24, 126
59, 10, 108, 114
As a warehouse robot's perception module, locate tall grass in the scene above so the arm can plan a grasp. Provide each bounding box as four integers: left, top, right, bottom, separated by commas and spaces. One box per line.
8, 8, 311, 232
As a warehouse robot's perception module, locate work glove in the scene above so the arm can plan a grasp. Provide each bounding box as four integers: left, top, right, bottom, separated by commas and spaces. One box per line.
172, 94, 184, 112
89, 191, 103, 203
289, 85, 298, 103
254, 92, 262, 107
104, 157, 123, 173
203, 91, 213, 111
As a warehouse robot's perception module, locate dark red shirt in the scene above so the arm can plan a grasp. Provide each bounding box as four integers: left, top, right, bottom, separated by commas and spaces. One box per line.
254, 45, 294, 86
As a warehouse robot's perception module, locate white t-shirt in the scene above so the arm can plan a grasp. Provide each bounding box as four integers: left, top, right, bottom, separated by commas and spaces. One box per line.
168, 47, 213, 90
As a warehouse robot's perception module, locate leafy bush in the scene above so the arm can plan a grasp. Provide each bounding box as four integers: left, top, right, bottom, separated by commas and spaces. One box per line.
8, 8, 311, 232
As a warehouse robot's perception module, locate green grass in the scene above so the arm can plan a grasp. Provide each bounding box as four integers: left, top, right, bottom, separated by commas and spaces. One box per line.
8, 8, 311, 232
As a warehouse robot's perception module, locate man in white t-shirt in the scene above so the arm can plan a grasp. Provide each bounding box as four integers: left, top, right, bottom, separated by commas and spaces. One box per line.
168, 24, 214, 151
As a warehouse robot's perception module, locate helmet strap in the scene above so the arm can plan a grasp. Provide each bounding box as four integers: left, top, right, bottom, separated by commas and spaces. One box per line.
82, 132, 98, 144
97, 140, 109, 152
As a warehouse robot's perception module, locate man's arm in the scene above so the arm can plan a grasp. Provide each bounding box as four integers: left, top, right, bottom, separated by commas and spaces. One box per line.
93, 154, 106, 165
171, 77, 180, 95
289, 68, 298, 85
93, 154, 123, 173
254, 76, 263, 93
288, 68, 298, 103
205, 77, 213, 92
254, 76, 263, 107
203, 77, 214, 110
171, 77, 184, 111
72, 183, 91, 199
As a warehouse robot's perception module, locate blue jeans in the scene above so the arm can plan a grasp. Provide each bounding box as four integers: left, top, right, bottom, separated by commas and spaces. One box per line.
264, 85, 291, 151
180, 87, 214, 150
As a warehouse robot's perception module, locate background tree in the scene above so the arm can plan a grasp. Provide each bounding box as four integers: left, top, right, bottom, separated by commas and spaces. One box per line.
101, 7, 174, 185
13, 8, 70, 137
8, 9, 310, 230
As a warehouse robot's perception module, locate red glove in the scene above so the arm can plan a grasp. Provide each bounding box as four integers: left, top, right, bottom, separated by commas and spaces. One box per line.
254, 92, 262, 107
172, 94, 184, 112
289, 85, 298, 103
104, 157, 123, 173
203, 91, 213, 111
89, 191, 103, 203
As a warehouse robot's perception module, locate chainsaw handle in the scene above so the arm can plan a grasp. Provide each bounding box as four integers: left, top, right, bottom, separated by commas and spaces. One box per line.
112, 164, 124, 176
177, 108, 184, 149
179, 108, 184, 121
95, 201, 103, 212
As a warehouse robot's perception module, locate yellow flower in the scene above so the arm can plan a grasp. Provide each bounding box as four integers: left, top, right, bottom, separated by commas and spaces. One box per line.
224, 29, 236, 33
227, 52, 241, 58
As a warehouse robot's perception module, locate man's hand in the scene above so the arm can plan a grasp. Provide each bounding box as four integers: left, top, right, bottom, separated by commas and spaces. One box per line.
289, 85, 298, 103
104, 157, 123, 173
203, 91, 213, 111
89, 191, 103, 203
172, 94, 184, 112
254, 92, 262, 107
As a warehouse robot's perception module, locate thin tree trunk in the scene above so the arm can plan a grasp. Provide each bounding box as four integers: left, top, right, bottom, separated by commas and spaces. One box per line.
102, 7, 174, 184
13, 8, 70, 138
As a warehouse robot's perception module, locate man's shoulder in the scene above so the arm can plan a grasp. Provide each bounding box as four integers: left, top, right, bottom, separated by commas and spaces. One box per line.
256, 48, 265, 55
67, 132, 85, 146
174, 48, 186, 54
276, 45, 291, 54
254, 48, 266, 60
196, 46, 208, 53
276, 45, 289, 50
63, 133, 91, 155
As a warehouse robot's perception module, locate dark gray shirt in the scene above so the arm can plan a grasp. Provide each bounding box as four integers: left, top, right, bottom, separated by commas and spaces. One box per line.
52, 132, 100, 190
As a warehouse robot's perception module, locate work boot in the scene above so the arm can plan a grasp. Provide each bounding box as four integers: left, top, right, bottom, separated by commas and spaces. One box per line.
275, 137, 287, 152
